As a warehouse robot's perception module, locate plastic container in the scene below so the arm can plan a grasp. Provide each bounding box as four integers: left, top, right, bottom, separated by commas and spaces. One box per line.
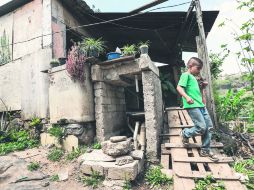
107, 52, 121, 60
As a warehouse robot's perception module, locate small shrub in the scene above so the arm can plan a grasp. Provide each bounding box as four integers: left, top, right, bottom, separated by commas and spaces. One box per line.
121, 44, 137, 56
47, 148, 64, 162
92, 142, 101, 149
27, 162, 40, 171
47, 124, 64, 141
29, 117, 41, 127
50, 174, 59, 181
81, 171, 104, 188
66, 148, 82, 161
145, 166, 173, 188
194, 175, 225, 190
123, 178, 132, 190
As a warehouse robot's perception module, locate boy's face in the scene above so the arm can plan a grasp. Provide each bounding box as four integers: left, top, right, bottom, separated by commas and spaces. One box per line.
189, 63, 202, 75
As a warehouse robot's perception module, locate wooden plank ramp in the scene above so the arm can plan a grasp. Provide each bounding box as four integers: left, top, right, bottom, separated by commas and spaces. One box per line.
160, 108, 246, 190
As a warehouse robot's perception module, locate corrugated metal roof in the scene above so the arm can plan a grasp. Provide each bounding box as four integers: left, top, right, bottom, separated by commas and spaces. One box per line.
0, 0, 32, 16
84, 11, 218, 63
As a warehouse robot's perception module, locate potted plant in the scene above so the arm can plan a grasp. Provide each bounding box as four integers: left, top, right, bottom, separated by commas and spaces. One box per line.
80, 37, 105, 58
138, 40, 150, 54
121, 44, 137, 57
50, 59, 60, 68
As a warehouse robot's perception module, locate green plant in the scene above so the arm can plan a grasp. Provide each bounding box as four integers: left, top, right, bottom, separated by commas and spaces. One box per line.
160, 73, 177, 98
194, 175, 225, 190
50, 59, 60, 67
29, 117, 41, 127
81, 171, 104, 188
138, 40, 150, 47
123, 178, 132, 190
47, 148, 64, 162
65, 147, 84, 161
27, 162, 40, 171
80, 37, 105, 57
0, 129, 38, 155
0, 30, 11, 65
121, 44, 137, 56
50, 174, 59, 181
145, 166, 173, 188
92, 142, 101, 149
215, 89, 246, 121
47, 124, 64, 141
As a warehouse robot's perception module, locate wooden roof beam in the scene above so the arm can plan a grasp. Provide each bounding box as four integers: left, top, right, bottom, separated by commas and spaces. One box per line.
174, 0, 195, 47
129, 0, 169, 14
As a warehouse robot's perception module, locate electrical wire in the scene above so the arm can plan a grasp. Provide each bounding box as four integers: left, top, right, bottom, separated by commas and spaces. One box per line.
0, 1, 192, 48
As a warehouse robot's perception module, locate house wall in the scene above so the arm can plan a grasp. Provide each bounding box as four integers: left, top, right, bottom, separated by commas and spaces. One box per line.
51, 0, 91, 58
0, 0, 52, 119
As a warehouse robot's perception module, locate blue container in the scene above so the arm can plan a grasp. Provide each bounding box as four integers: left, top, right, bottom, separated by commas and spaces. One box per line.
107, 52, 121, 60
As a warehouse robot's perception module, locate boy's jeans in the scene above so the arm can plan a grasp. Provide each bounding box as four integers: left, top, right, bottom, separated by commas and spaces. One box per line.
182, 107, 213, 151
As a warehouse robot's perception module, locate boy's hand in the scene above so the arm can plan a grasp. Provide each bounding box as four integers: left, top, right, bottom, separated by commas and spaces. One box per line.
186, 96, 194, 104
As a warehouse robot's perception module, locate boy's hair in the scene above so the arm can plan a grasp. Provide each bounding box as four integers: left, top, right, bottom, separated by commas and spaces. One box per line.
187, 57, 203, 68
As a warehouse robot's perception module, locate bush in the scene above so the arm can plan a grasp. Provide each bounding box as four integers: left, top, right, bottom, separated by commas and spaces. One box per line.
47, 148, 64, 162
81, 171, 104, 188
47, 124, 64, 141
27, 162, 40, 171
145, 166, 173, 188
194, 175, 225, 190
50, 174, 59, 182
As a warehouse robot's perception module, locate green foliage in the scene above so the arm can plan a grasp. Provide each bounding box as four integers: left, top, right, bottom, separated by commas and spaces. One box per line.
50, 174, 59, 182
50, 59, 60, 67
160, 73, 177, 98
81, 171, 104, 188
138, 40, 150, 47
233, 158, 254, 189
215, 89, 246, 121
29, 117, 41, 127
47, 148, 64, 162
0, 30, 11, 65
123, 178, 132, 190
121, 44, 137, 56
194, 175, 225, 190
80, 37, 105, 56
27, 162, 40, 171
47, 124, 64, 141
65, 146, 86, 161
92, 142, 101, 149
0, 129, 38, 155
145, 166, 173, 188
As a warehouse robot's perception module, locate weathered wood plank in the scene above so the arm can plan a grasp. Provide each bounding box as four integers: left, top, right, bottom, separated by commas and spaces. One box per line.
165, 142, 224, 148
165, 107, 184, 111
161, 154, 169, 169
223, 181, 246, 190
173, 157, 234, 163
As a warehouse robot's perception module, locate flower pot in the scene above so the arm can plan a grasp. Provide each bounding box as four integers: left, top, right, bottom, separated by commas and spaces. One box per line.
139, 45, 149, 54
88, 48, 99, 58
107, 52, 121, 60
58, 57, 67, 65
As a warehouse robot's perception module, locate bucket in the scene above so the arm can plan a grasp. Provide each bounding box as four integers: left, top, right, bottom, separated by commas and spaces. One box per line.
107, 52, 121, 60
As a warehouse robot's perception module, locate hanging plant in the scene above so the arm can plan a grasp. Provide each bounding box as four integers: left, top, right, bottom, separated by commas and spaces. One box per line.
66, 44, 87, 82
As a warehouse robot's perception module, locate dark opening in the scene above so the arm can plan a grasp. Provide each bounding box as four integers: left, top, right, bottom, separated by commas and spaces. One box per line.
190, 162, 199, 171
192, 137, 197, 143
203, 163, 211, 172
187, 148, 194, 157
66, 28, 84, 53
169, 154, 173, 169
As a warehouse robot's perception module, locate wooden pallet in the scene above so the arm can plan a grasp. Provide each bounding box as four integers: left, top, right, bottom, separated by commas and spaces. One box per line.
160, 108, 246, 190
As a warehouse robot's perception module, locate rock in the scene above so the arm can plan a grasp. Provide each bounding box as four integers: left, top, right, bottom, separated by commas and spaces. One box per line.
110, 136, 127, 143
103, 180, 125, 190
8, 118, 24, 130
115, 156, 134, 166
86, 148, 93, 153
58, 169, 69, 181
130, 150, 144, 160
41, 181, 50, 187
77, 123, 95, 144
65, 124, 84, 136
80, 149, 116, 162
102, 138, 132, 157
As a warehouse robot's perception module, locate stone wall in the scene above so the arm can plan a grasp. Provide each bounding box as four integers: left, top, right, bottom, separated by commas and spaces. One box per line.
94, 82, 127, 142
142, 71, 163, 161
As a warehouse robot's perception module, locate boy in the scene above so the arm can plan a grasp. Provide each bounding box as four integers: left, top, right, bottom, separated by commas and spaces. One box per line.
177, 57, 219, 162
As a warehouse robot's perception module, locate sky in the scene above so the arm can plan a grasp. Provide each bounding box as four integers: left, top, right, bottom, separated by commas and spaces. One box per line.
84, 0, 252, 75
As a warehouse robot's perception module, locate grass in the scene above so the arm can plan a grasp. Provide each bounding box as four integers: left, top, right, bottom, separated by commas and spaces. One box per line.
47, 124, 64, 141
47, 148, 64, 162
81, 171, 104, 188
50, 174, 59, 182
233, 157, 254, 189
194, 175, 225, 190
145, 166, 173, 188
92, 142, 101, 149
27, 162, 40, 171
123, 178, 132, 190
0, 129, 38, 155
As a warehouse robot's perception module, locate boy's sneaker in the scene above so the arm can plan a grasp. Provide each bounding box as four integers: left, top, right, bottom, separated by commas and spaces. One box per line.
180, 130, 189, 146
200, 149, 219, 162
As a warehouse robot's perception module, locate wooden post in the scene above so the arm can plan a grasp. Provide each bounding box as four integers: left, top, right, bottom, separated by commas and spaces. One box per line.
194, 0, 218, 126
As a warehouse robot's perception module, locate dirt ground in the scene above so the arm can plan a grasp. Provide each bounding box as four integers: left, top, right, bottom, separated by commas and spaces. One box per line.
0, 147, 172, 190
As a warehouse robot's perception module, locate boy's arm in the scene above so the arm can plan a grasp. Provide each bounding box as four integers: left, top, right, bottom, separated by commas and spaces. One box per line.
177, 85, 194, 104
